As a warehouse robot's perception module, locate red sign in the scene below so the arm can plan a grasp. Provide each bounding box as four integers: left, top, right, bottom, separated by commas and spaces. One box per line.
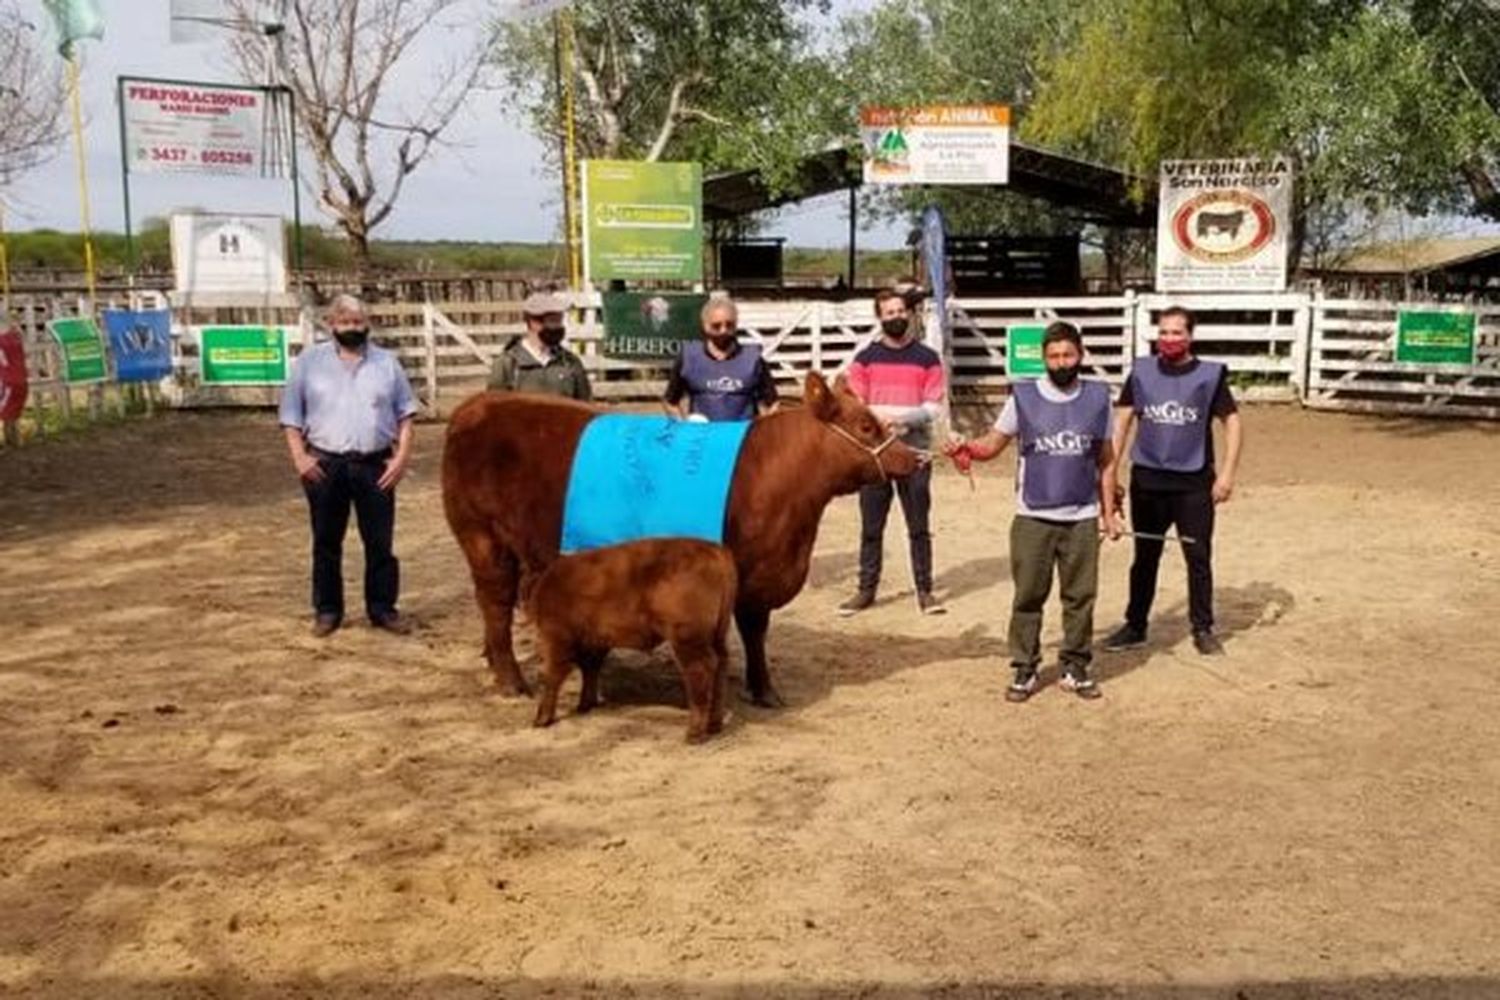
0, 328, 28, 422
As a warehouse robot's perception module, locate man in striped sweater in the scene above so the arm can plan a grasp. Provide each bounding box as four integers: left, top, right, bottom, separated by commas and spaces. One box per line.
839, 287, 947, 616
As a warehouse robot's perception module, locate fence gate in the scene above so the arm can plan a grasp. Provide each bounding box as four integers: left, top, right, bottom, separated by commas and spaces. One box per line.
1307, 299, 1500, 419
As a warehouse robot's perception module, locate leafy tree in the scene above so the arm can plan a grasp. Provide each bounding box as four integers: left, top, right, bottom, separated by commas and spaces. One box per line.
493, 0, 843, 193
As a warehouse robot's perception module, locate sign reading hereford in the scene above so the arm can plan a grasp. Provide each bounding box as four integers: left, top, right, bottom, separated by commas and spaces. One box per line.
860, 105, 1010, 185
1156, 157, 1292, 292
121, 77, 280, 178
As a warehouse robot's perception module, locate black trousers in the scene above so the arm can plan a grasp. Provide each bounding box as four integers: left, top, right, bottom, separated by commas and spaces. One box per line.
302, 451, 399, 621
857, 463, 933, 594
1124, 481, 1215, 632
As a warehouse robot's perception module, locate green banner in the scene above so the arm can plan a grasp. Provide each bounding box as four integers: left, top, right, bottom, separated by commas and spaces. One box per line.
1006, 324, 1047, 377
200, 325, 288, 385
584, 160, 703, 282
49, 317, 107, 384
602, 292, 709, 359
1396, 310, 1476, 366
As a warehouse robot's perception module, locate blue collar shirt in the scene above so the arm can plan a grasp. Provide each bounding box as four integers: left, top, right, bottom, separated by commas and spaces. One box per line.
278, 339, 419, 454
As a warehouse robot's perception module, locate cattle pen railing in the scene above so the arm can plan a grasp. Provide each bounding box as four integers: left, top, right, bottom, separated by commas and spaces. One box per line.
6, 288, 1499, 445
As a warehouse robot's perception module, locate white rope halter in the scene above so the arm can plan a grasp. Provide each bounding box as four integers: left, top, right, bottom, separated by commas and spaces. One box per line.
825, 423, 901, 483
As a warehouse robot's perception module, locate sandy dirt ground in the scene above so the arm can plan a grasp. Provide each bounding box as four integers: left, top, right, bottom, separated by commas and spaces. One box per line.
2, 404, 1500, 999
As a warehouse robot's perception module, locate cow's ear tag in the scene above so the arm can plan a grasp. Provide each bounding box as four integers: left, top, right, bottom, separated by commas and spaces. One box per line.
804, 372, 838, 421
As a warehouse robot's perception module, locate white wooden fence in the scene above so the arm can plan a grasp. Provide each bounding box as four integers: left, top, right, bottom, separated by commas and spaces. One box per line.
8, 288, 1500, 443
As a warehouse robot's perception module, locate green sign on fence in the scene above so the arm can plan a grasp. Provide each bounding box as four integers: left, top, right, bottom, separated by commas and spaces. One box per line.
1395, 310, 1476, 366
1006, 324, 1047, 377
602, 292, 709, 359
49, 317, 107, 384
199, 326, 288, 385
583, 159, 703, 282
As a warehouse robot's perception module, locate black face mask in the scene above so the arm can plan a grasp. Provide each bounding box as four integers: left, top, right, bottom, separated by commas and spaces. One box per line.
1047, 364, 1081, 388
333, 327, 369, 349
881, 317, 910, 340
538, 324, 566, 347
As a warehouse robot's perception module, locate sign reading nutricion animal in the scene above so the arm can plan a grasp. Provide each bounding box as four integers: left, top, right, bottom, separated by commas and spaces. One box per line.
121, 77, 284, 178
1156, 157, 1292, 292
860, 105, 1010, 186
582, 160, 703, 283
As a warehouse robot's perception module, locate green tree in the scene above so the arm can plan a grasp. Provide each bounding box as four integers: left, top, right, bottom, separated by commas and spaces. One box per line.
493, 0, 844, 194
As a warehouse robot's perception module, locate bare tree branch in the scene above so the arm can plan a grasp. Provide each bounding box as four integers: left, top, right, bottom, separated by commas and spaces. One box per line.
227, 0, 491, 266
0, 3, 67, 186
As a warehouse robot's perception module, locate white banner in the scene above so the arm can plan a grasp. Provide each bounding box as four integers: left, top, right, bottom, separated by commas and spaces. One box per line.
122, 78, 279, 177
171, 214, 287, 295
860, 105, 1010, 186
1155, 157, 1293, 292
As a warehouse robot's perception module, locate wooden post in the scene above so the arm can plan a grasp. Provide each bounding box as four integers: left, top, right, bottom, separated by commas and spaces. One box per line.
423, 302, 439, 417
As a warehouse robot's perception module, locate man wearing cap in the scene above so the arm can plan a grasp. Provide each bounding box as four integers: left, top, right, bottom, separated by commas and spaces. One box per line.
279, 294, 419, 637
488, 290, 592, 400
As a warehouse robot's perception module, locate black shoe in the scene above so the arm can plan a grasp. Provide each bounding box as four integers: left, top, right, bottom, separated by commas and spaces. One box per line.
1102, 623, 1147, 651
838, 590, 876, 617
371, 612, 412, 635
917, 591, 947, 615
1192, 630, 1224, 656
1059, 664, 1102, 700
1006, 665, 1039, 703
310, 615, 341, 638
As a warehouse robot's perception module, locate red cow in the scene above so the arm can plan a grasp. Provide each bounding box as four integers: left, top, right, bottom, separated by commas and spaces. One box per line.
442, 372, 920, 707
529, 538, 737, 743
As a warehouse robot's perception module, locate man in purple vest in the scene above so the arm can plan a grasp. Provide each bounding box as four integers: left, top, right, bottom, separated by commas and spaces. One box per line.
1101, 305, 1244, 656
944, 322, 1119, 701
663, 296, 778, 422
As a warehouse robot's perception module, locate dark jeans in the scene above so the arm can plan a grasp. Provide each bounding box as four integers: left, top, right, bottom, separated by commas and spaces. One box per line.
1124, 481, 1215, 633
857, 464, 933, 594
302, 451, 399, 621
1008, 515, 1100, 669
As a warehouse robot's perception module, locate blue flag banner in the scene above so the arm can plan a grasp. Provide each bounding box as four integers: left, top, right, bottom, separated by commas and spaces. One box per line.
921, 204, 949, 354
560, 415, 753, 554
102, 309, 174, 383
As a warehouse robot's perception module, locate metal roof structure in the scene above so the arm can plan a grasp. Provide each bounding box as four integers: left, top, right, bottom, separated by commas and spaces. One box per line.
702, 142, 1156, 227
1317, 236, 1500, 276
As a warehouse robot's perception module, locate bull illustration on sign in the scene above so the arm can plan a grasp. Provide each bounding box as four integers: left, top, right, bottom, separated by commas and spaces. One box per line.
1196, 209, 1246, 240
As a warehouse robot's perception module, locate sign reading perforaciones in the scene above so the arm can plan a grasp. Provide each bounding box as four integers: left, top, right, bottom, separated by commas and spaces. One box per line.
1396, 310, 1477, 366
122, 78, 281, 178
860, 105, 1010, 186
582, 160, 703, 282
198, 326, 288, 385
1156, 157, 1292, 292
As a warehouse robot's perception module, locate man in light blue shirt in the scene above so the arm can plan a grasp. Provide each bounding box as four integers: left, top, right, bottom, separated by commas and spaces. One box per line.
279, 294, 419, 637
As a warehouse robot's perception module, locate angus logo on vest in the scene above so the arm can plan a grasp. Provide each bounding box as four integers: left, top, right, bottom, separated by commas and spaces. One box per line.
1141, 400, 1200, 426
706, 375, 746, 393
1030, 430, 1094, 456
1171, 189, 1276, 265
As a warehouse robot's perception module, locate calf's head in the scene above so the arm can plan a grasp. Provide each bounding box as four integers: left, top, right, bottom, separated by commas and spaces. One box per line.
802, 371, 921, 489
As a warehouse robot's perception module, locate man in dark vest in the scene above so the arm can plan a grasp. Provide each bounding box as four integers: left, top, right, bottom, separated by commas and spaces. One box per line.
1102, 305, 1244, 656
945, 321, 1119, 701
662, 295, 778, 421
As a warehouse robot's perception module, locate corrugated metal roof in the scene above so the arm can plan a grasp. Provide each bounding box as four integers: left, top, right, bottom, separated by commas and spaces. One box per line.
1324, 237, 1500, 274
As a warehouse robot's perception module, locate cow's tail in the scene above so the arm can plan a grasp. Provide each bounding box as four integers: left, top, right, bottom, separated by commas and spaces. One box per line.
714, 548, 739, 657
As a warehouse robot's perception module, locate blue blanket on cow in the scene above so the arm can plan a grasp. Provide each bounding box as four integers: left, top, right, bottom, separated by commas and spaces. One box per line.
560, 415, 753, 554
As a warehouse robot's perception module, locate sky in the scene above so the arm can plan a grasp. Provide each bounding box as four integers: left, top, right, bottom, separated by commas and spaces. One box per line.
5, 0, 898, 248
